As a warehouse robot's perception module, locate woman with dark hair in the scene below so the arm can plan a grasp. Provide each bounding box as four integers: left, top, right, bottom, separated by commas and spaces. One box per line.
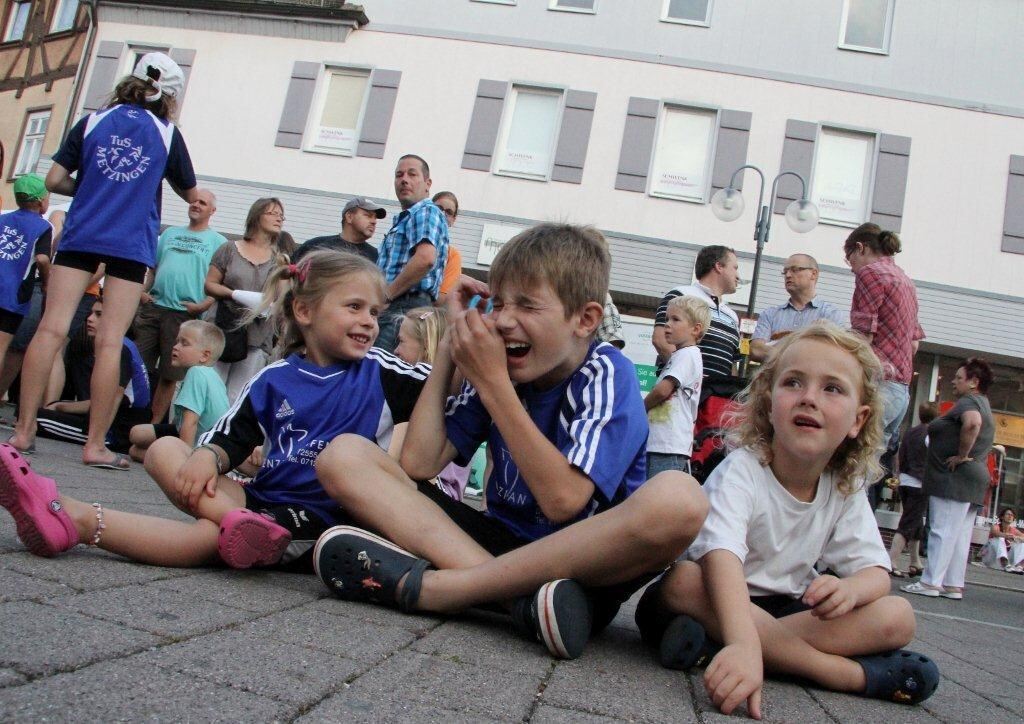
903, 358, 996, 600
9, 53, 197, 470
205, 197, 286, 402
432, 191, 462, 306
844, 223, 925, 456
980, 507, 1024, 572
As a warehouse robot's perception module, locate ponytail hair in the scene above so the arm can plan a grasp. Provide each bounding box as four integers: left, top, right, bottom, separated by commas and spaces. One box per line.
402, 307, 449, 364
106, 77, 178, 120
247, 249, 386, 360
844, 222, 902, 259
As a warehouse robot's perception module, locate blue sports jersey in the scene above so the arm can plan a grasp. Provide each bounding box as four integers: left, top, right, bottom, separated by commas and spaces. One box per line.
122, 339, 151, 409
200, 349, 429, 525
0, 209, 52, 316
445, 341, 649, 541
53, 105, 196, 267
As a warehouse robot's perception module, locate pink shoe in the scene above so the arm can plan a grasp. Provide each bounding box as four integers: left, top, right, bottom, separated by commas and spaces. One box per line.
0, 444, 79, 557
218, 508, 291, 569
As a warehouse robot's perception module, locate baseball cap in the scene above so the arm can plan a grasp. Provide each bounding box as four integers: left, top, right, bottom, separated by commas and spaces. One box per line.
343, 197, 387, 219
131, 52, 185, 101
13, 174, 47, 202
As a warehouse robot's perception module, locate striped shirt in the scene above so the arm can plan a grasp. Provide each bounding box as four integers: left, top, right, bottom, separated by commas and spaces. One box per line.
445, 341, 648, 541
752, 296, 848, 341
377, 198, 449, 299
656, 283, 740, 378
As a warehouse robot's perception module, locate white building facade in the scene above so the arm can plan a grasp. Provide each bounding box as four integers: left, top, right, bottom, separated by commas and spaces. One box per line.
53, 0, 1024, 506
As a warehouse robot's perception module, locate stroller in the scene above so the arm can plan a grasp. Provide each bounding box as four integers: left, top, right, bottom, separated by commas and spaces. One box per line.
690, 375, 747, 484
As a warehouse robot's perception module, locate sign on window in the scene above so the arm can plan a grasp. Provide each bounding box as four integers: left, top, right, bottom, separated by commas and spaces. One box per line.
649, 106, 715, 201
496, 89, 561, 179
314, 70, 368, 155
812, 128, 875, 226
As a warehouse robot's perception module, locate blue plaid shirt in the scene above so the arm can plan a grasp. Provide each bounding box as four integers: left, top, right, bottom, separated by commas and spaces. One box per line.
377, 198, 449, 299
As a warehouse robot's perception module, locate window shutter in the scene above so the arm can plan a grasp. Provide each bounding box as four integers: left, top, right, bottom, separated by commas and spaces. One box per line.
81, 40, 125, 116
274, 61, 320, 149
462, 79, 507, 171
551, 89, 596, 184
710, 109, 752, 193
614, 97, 658, 193
1003, 155, 1024, 254
357, 69, 401, 159
870, 133, 911, 232
167, 48, 195, 109
773, 119, 816, 214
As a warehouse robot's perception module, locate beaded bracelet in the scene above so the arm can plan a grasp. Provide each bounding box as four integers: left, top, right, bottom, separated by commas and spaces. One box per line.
89, 502, 106, 547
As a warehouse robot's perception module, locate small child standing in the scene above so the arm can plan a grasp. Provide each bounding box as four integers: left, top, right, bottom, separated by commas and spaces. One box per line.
635, 322, 939, 716
128, 320, 228, 461
644, 296, 709, 477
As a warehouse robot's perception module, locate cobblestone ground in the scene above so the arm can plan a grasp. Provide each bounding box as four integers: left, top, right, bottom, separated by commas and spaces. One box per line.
1, 433, 1022, 722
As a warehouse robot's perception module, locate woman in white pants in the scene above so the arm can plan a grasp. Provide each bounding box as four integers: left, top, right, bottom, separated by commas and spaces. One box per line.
980, 507, 1024, 572
903, 358, 995, 600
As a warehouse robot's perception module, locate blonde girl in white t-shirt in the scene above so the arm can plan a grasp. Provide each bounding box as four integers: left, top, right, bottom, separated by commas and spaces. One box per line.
634, 322, 939, 718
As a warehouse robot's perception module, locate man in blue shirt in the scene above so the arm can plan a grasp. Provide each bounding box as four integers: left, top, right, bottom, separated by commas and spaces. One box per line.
749, 253, 847, 362
375, 154, 449, 351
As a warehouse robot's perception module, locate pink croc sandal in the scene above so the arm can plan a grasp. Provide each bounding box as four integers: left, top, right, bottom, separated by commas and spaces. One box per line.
218, 508, 291, 569
0, 444, 78, 557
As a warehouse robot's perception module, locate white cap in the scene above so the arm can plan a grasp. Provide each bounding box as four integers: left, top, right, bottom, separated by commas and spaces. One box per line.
131, 52, 184, 101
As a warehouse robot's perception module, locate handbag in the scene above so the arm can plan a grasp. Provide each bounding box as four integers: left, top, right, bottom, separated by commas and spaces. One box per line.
214, 300, 248, 363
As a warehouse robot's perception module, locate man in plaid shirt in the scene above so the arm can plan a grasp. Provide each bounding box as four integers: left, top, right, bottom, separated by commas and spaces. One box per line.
845, 223, 925, 451
375, 154, 450, 352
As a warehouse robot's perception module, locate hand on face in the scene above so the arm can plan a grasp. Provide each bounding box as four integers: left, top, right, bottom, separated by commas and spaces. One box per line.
450, 305, 506, 394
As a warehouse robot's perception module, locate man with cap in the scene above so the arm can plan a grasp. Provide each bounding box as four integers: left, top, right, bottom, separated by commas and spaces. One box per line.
293, 196, 385, 265
0, 175, 53, 391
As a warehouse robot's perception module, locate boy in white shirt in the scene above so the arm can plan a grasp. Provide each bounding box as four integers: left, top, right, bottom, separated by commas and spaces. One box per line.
644, 296, 710, 477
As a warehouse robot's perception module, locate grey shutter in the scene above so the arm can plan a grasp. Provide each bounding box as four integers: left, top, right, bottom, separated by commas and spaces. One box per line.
167, 47, 195, 109
357, 69, 401, 159
81, 40, 124, 116
274, 61, 320, 149
551, 90, 596, 184
1003, 155, 1024, 254
774, 119, 816, 213
462, 79, 507, 171
615, 97, 658, 193
710, 109, 752, 193
870, 133, 911, 232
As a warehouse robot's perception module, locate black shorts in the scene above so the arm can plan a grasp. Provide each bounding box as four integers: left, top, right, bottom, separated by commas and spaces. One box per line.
751, 594, 812, 619
242, 491, 352, 574
415, 479, 659, 624
53, 250, 148, 284
0, 308, 24, 335
153, 423, 178, 439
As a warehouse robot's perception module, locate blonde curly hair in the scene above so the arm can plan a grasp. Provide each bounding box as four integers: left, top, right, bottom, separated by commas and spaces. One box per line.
728, 321, 884, 495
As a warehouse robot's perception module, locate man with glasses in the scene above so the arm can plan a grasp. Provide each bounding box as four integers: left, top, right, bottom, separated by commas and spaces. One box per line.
294, 197, 385, 265
749, 253, 846, 362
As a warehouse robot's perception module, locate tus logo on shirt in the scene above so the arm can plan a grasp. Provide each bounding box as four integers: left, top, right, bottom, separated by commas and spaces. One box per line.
96, 134, 151, 183
0, 226, 27, 261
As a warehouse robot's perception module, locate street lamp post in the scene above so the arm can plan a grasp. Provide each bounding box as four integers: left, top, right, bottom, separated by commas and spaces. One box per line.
710, 165, 819, 375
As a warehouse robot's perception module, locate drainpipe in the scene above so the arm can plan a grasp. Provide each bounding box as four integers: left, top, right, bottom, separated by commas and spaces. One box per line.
60, 0, 98, 141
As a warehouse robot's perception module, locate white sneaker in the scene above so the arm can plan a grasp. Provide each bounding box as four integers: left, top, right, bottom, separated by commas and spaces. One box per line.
901, 581, 940, 597
939, 589, 963, 600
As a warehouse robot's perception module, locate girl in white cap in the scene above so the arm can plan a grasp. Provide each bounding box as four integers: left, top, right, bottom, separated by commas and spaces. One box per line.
9, 52, 198, 470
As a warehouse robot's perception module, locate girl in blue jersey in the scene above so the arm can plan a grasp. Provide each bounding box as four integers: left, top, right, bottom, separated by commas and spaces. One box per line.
9, 52, 198, 471
0, 251, 430, 573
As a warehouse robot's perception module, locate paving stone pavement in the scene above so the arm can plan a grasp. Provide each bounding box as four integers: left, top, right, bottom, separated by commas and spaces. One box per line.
1, 434, 1022, 722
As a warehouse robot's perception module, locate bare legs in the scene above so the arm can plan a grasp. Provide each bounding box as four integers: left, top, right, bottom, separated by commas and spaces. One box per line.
316, 434, 708, 613
656, 561, 916, 693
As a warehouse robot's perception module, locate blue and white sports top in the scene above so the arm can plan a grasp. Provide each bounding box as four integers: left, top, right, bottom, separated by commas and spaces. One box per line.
53, 104, 196, 267
0, 209, 52, 315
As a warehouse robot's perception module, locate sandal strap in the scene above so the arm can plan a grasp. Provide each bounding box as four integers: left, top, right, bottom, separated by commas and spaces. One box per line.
397, 558, 430, 613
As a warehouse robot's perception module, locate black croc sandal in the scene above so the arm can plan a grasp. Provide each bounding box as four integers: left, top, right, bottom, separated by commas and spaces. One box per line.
658, 614, 721, 670
313, 525, 430, 612
855, 649, 940, 705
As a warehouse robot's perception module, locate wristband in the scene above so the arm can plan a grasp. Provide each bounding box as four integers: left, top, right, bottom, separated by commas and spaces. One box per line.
196, 444, 227, 475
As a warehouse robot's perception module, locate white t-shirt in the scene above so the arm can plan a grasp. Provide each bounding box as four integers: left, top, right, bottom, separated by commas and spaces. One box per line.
647, 345, 702, 455
687, 447, 891, 598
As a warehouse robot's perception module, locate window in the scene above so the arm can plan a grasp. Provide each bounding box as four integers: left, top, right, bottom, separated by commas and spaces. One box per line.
661, 0, 712, 26
13, 110, 50, 177
121, 45, 169, 79
50, 0, 77, 32
549, 0, 596, 13
810, 126, 876, 227
472, 0, 516, 4
3, 1, 31, 42
493, 86, 563, 180
839, 0, 894, 54
306, 67, 370, 156
648, 105, 717, 202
